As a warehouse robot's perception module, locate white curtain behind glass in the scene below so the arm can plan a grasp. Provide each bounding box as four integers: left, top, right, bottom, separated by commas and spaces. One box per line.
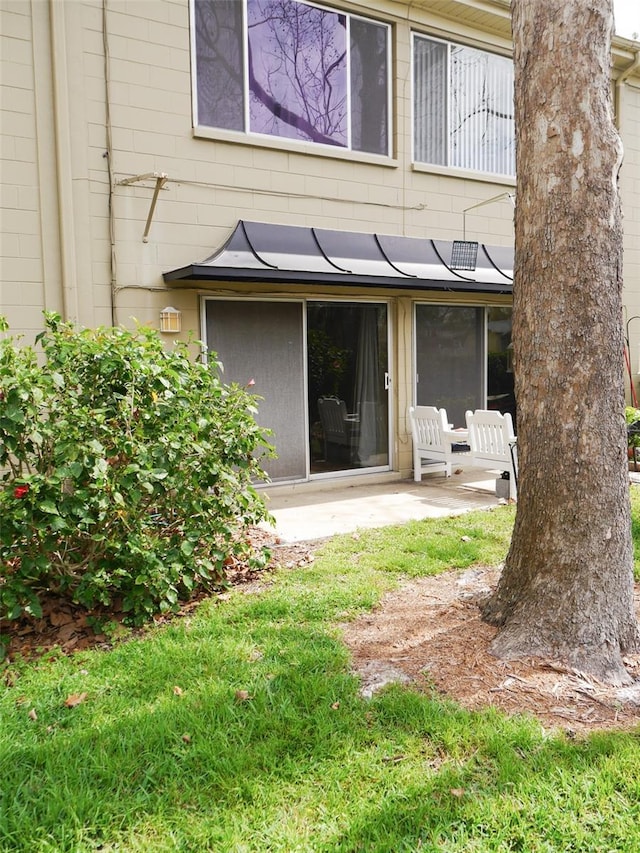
413, 38, 447, 165
413, 36, 514, 177
450, 46, 514, 176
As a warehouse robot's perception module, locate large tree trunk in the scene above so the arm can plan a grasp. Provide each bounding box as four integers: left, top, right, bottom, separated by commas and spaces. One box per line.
481, 0, 640, 685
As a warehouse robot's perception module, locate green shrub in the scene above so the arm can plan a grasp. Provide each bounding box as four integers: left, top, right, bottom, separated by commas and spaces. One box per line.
0, 313, 273, 625
626, 406, 640, 461
625, 406, 640, 425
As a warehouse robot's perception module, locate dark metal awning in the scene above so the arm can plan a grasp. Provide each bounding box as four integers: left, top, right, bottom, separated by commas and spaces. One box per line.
163, 220, 513, 294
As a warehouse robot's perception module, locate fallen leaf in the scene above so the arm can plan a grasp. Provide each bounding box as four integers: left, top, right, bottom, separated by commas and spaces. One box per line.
28, 708, 37, 721
49, 609, 73, 627
450, 788, 465, 797
57, 622, 77, 642
181, 733, 191, 743
64, 692, 87, 708
235, 689, 251, 702
173, 686, 183, 696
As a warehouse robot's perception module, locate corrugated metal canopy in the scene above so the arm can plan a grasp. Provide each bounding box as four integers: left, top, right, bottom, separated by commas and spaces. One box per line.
163, 220, 513, 294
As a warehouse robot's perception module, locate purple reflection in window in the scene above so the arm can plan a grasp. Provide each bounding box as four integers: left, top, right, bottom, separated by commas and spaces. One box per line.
247, 0, 347, 146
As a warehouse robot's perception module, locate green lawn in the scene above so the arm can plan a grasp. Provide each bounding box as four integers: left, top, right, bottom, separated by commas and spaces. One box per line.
2, 493, 640, 852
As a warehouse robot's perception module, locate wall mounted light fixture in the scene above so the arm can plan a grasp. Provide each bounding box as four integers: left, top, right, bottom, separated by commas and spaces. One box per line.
160, 306, 181, 333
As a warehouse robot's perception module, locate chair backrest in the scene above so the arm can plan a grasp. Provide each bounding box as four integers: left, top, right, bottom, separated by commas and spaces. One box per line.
318, 397, 349, 445
465, 409, 515, 460
409, 405, 448, 450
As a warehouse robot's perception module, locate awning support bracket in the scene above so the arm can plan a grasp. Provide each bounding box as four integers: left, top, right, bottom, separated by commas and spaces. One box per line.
117, 172, 169, 242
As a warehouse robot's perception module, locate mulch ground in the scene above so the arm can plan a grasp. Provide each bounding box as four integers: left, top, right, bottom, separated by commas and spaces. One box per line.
341, 565, 640, 735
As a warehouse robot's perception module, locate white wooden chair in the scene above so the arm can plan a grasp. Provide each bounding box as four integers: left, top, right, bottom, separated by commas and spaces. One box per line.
465, 409, 517, 500
409, 405, 453, 481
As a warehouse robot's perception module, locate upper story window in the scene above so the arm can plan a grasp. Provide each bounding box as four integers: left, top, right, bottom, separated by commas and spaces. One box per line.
413, 34, 515, 177
193, 0, 391, 156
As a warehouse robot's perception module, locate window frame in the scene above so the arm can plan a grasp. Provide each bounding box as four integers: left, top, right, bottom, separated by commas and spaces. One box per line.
190, 0, 393, 159
411, 31, 515, 178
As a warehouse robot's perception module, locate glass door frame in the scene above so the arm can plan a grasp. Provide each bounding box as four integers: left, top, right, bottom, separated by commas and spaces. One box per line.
412, 300, 488, 425
201, 294, 309, 484
200, 294, 394, 484
412, 301, 515, 424
307, 296, 393, 481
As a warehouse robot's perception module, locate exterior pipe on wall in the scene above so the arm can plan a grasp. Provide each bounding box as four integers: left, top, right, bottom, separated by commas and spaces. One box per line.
49, 0, 79, 323
103, 0, 117, 326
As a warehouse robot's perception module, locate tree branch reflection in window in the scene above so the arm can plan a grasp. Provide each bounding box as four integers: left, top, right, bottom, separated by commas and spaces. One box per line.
248, 0, 347, 145
413, 34, 515, 177
194, 0, 389, 155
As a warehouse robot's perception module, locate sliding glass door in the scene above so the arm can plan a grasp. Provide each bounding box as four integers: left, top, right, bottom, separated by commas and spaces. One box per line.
205, 299, 307, 482
415, 304, 514, 429
205, 298, 391, 482
487, 307, 515, 426
308, 302, 389, 474
415, 304, 484, 428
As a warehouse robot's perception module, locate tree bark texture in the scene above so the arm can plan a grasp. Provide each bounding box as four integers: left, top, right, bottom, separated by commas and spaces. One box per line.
482, 0, 640, 685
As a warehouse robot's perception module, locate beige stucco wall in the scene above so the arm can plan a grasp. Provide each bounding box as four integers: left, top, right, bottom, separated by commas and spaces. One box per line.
2, 1, 636, 335
1, 0, 57, 337
3, 1, 635, 330
0, 0, 518, 330
619, 77, 640, 397
1, 0, 638, 478
104, 0, 516, 317
1, 0, 114, 336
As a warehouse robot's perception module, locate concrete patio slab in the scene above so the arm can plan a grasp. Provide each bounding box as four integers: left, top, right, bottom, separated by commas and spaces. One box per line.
259, 468, 507, 543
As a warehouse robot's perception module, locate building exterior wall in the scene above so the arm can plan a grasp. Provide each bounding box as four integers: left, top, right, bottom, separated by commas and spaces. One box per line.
1, 0, 57, 337
1, 0, 638, 481
620, 77, 640, 386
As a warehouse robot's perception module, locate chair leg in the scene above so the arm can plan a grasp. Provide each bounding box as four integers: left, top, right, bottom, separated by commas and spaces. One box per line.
414, 450, 421, 482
